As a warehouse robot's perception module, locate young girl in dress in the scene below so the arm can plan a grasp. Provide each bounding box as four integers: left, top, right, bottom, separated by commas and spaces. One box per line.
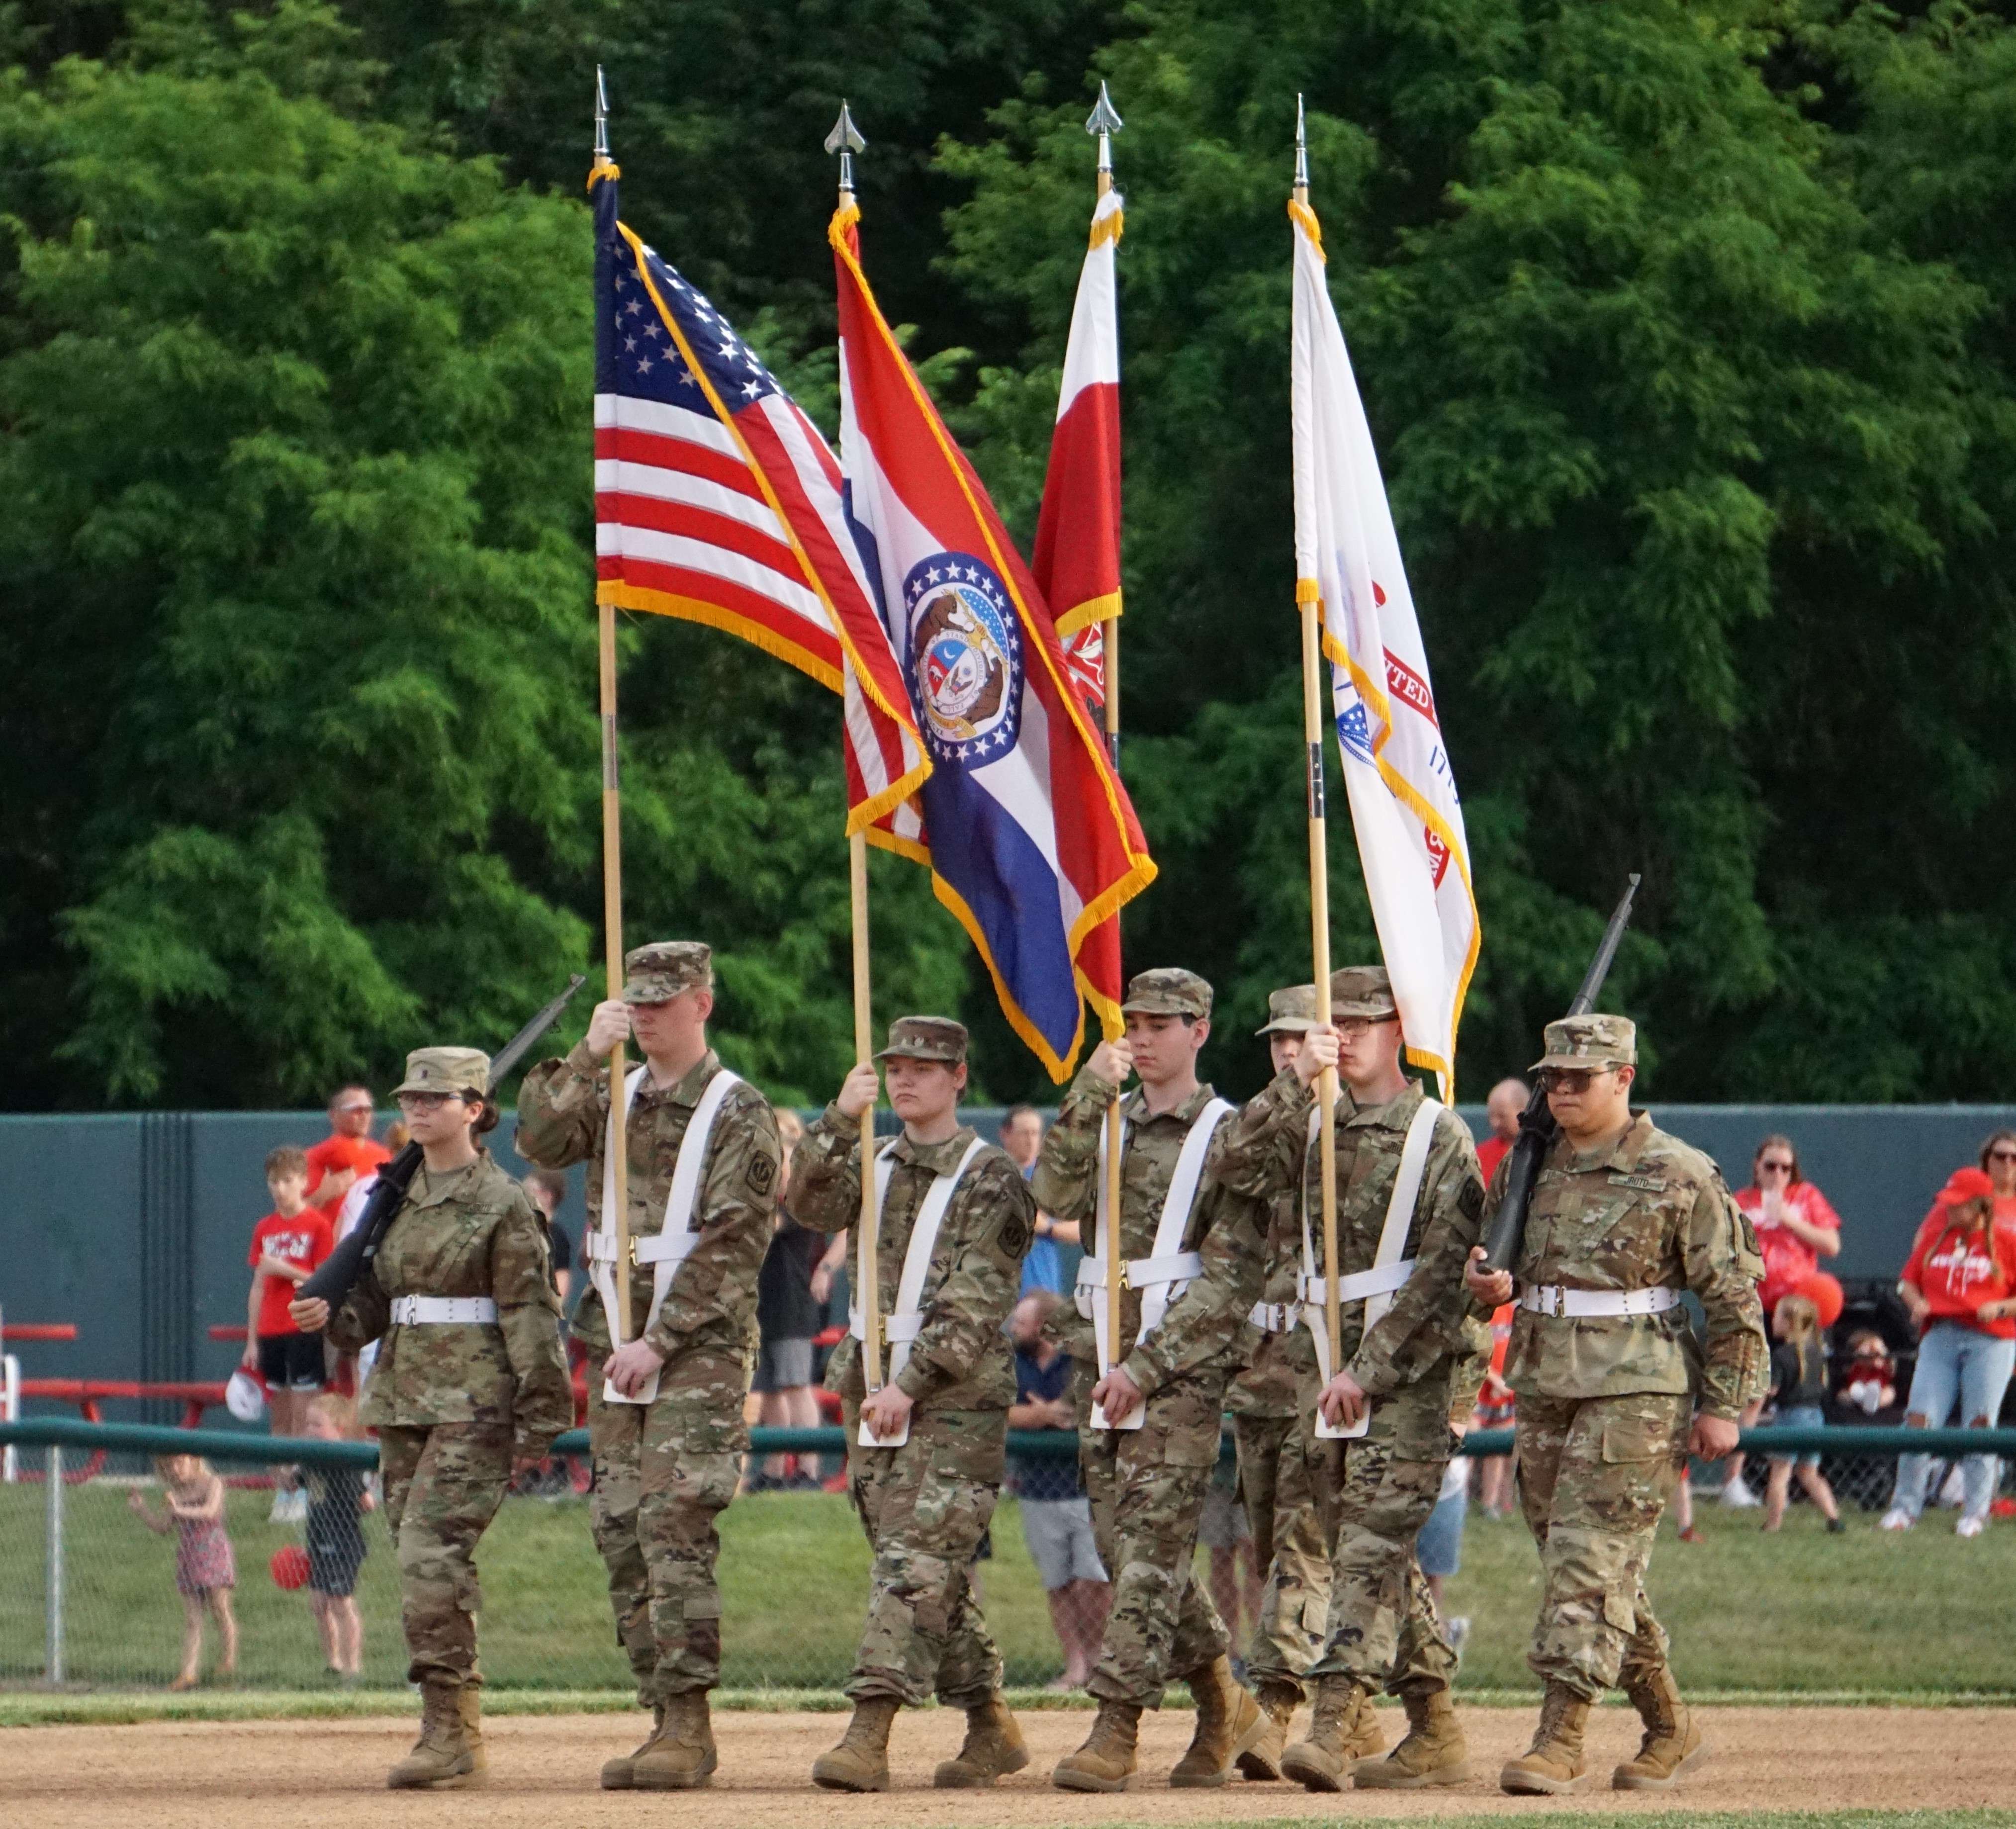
129, 1453, 239, 1688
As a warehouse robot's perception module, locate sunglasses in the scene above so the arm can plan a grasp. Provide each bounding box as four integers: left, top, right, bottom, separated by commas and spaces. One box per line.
1991, 1149, 2016, 1163
1759, 1159, 1794, 1173
1541, 1068, 1613, 1094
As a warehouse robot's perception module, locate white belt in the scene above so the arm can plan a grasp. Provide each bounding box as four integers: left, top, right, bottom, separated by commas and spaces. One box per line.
1076, 1250, 1205, 1292
1248, 1300, 1296, 1335
585, 1227, 697, 1269
1520, 1284, 1682, 1318
848, 1307, 925, 1348
1299, 1259, 1416, 1306
389, 1296, 498, 1325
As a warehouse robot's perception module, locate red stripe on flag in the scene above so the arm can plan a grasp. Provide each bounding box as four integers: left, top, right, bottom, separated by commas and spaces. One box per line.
595, 426, 768, 502
597, 493, 800, 573
1033, 380, 1122, 631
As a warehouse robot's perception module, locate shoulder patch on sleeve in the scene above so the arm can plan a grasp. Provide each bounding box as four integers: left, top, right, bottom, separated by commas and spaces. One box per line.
996, 1209, 1032, 1261
1458, 1178, 1485, 1223
746, 1152, 776, 1194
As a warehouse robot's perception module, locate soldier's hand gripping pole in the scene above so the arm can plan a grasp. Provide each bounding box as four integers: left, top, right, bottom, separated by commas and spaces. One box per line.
1480, 873, 1641, 1273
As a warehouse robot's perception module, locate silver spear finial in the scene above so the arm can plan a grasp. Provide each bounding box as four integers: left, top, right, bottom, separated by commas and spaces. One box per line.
594, 65, 610, 164
1293, 92, 1308, 199
825, 101, 866, 197
1086, 81, 1123, 191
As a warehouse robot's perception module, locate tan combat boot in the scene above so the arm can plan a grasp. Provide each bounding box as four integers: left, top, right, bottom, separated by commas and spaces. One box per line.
1613, 1664, 1706, 1790
1169, 1654, 1267, 1787
1052, 1699, 1142, 1792
933, 1693, 1030, 1788
1280, 1676, 1383, 1792
1235, 1679, 1303, 1781
1353, 1683, 1473, 1789
600, 1704, 665, 1790
387, 1680, 480, 1790
458, 1687, 486, 1775
811, 1697, 899, 1793
634, 1691, 718, 1790
1499, 1680, 1596, 1795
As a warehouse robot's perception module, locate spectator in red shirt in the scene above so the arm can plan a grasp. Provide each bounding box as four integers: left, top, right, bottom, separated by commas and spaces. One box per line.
304, 1084, 390, 1224
1881, 1168, 2016, 1537
1475, 1077, 1527, 1186
1981, 1128, 2016, 1247
242, 1145, 333, 1522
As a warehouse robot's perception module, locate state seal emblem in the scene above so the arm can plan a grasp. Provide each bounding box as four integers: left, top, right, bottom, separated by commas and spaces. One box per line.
902, 552, 1023, 767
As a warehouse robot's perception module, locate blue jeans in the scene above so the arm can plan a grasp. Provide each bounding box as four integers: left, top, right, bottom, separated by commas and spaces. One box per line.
1892, 1323, 2016, 1521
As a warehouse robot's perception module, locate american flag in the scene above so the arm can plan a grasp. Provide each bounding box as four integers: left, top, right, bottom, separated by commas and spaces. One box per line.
591, 163, 925, 829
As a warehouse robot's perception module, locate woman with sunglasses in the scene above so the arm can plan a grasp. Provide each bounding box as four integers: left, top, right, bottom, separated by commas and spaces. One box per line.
1720, 1138, 1842, 1507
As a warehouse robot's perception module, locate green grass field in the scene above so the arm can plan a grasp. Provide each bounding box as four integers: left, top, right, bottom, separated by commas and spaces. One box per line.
4, 1476, 2013, 1700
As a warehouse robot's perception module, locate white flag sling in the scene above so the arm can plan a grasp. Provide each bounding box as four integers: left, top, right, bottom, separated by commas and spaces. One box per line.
592, 1064, 744, 1407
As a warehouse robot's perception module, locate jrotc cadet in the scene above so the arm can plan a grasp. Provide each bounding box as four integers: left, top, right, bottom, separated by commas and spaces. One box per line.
1464, 1014, 1765, 1795
516, 942, 781, 1791
1227, 984, 1331, 1780
294, 1047, 571, 1790
790, 1017, 1036, 1794
1036, 968, 1273, 1793
1211, 966, 1487, 1793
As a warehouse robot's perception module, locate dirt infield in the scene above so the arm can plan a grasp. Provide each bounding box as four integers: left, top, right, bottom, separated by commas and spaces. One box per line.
8, 1704, 2012, 1826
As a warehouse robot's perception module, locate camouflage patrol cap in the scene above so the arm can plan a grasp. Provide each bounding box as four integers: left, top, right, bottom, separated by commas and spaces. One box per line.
391, 1047, 490, 1098
875, 1015, 968, 1065
1330, 965, 1399, 1022
1121, 968, 1213, 1020
621, 940, 713, 1005
1532, 1013, 1637, 1073
1256, 983, 1318, 1036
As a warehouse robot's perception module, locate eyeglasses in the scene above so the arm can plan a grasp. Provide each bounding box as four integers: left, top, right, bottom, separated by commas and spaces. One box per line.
1541, 1068, 1614, 1094
1334, 1016, 1394, 1040
396, 1092, 467, 1113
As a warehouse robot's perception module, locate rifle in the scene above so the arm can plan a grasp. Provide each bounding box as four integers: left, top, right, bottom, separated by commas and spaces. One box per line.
1479, 878, 1641, 1273
297, 974, 588, 1311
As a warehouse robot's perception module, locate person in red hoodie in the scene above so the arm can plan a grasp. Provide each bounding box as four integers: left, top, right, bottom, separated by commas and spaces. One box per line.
1881, 1168, 2016, 1538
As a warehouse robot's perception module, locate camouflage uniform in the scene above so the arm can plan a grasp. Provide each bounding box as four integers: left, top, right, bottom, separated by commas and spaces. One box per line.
1211, 969, 1487, 1704
515, 942, 781, 1706
1497, 1016, 1765, 1702
1034, 970, 1272, 1713
790, 1017, 1034, 1708
326, 1051, 572, 1692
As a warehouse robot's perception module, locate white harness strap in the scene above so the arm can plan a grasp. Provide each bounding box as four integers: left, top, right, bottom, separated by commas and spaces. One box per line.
1301, 1096, 1441, 1439
591, 1063, 744, 1406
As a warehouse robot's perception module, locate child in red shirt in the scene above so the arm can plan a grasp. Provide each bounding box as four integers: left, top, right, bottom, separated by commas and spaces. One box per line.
243, 1144, 332, 1523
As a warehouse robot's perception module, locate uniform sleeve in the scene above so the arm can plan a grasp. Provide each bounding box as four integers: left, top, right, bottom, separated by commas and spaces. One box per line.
1208, 1066, 1313, 1203
894, 1158, 1034, 1402
489, 1187, 573, 1453
1120, 1163, 1270, 1398
789, 1104, 864, 1235
643, 1089, 782, 1359
1029, 1063, 1121, 1227
514, 1041, 608, 1172
1351, 1116, 1488, 1397
1684, 1171, 1768, 1420
325, 1262, 390, 1353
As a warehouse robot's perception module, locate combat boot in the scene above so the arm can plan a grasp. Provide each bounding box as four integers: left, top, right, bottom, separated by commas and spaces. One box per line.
1613, 1664, 1706, 1790
599, 1703, 665, 1789
1052, 1699, 1142, 1792
1280, 1675, 1383, 1792
1499, 1680, 1596, 1795
933, 1693, 1029, 1788
634, 1691, 718, 1790
1170, 1654, 1267, 1787
811, 1697, 899, 1793
387, 1680, 480, 1790
1353, 1683, 1473, 1789
457, 1687, 486, 1776
1235, 1679, 1303, 1782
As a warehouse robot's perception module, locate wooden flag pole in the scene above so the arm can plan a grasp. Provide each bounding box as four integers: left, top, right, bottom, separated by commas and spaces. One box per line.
1294, 115, 1342, 1380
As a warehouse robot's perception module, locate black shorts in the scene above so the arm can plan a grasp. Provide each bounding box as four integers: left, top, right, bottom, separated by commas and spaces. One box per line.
308, 1539, 366, 1598
258, 1331, 325, 1392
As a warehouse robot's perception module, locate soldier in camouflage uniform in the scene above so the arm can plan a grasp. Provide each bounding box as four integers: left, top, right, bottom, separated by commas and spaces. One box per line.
1211, 967, 1488, 1793
1226, 984, 1330, 1781
299, 1047, 571, 1790
1036, 968, 1273, 1793
516, 942, 781, 1791
1464, 1014, 1765, 1796
789, 1017, 1036, 1793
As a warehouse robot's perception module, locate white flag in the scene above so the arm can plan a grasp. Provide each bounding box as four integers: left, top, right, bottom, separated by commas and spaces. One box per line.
1290, 197, 1479, 1096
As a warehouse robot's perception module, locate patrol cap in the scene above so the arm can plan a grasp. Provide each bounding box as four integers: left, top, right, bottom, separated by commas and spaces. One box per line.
622, 940, 713, 1004
1531, 1013, 1637, 1073
1330, 965, 1399, 1022
1256, 983, 1318, 1036
1121, 968, 1213, 1021
875, 1015, 968, 1065
392, 1047, 490, 1098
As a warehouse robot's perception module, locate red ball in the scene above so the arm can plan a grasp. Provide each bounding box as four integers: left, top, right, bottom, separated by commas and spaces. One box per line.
270, 1544, 311, 1591
1798, 1271, 1845, 1329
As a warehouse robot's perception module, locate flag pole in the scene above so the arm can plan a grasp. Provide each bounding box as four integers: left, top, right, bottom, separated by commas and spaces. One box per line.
1293, 96, 1342, 1382
594, 66, 633, 1336
1088, 82, 1127, 1411
827, 102, 883, 1401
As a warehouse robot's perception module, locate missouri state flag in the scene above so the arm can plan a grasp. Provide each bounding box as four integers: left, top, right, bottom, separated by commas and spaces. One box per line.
590, 159, 927, 833
831, 200, 1155, 1080
1290, 194, 1479, 1095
